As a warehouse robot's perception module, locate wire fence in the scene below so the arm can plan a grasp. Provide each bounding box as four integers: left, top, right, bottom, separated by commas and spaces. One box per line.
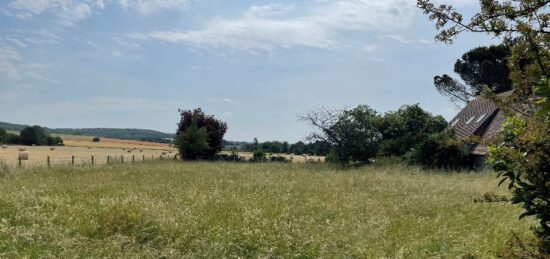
0, 153, 180, 169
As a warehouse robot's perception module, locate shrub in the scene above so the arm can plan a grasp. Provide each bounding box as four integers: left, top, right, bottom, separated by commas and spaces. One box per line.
20, 126, 48, 146
489, 115, 550, 251
0, 128, 6, 143
252, 149, 266, 162
269, 155, 288, 163
406, 132, 471, 170
92, 137, 101, 142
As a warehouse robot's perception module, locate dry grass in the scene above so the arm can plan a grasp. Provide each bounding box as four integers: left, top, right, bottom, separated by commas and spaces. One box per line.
0, 162, 534, 258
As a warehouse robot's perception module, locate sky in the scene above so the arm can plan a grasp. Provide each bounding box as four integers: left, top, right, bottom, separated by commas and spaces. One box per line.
0, 0, 500, 142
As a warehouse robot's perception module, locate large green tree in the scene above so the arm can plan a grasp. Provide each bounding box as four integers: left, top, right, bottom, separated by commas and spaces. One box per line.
176, 108, 227, 160
20, 126, 49, 146
379, 104, 448, 156
299, 105, 381, 167
176, 119, 209, 160
434, 44, 513, 104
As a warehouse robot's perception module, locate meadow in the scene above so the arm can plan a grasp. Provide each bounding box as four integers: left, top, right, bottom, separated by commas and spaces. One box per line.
0, 161, 534, 258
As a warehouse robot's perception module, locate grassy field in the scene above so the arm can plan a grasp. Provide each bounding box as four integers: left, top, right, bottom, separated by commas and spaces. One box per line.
0, 161, 534, 258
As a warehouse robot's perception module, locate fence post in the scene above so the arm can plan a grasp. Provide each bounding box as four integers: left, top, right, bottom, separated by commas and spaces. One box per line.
132, 155, 135, 163
47, 156, 50, 168
143, 155, 145, 162
72, 156, 75, 166
91, 155, 94, 165
18, 158, 22, 168
121, 155, 124, 163
160, 155, 163, 160
107, 155, 110, 164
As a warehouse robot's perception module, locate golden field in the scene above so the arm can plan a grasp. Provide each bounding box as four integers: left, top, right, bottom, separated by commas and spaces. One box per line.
0, 134, 177, 168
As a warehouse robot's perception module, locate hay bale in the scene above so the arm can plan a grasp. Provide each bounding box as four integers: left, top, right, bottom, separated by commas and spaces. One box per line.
162, 152, 167, 155
139, 150, 143, 152
18, 147, 26, 152
127, 150, 132, 153
18, 152, 29, 160
50, 147, 55, 151
31, 144, 36, 147
1, 145, 7, 149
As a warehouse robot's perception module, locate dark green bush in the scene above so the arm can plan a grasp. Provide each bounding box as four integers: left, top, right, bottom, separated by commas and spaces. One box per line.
252, 149, 266, 162
406, 132, 471, 170
93, 137, 101, 142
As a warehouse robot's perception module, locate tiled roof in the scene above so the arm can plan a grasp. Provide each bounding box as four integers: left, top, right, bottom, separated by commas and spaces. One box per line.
448, 97, 500, 140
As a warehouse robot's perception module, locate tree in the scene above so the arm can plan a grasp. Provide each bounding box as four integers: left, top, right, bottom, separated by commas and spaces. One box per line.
378, 104, 447, 156
175, 119, 209, 160
406, 132, 471, 170
0, 128, 7, 143
418, 0, 550, 250
20, 126, 48, 146
177, 108, 227, 159
299, 105, 382, 167
434, 44, 513, 105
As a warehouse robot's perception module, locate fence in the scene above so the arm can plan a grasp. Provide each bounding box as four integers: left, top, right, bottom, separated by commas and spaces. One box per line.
1, 153, 180, 169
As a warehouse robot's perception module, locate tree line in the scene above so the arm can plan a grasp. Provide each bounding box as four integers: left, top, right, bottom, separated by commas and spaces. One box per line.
0, 126, 64, 146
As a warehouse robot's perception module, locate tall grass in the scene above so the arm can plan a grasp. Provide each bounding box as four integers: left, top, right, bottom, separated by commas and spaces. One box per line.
0, 161, 534, 257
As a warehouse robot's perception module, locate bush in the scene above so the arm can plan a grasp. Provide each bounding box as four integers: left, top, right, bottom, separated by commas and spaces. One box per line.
0, 128, 7, 143
252, 149, 266, 162
269, 155, 288, 163
489, 115, 550, 251
406, 132, 471, 170
20, 126, 49, 146
93, 137, 101, 142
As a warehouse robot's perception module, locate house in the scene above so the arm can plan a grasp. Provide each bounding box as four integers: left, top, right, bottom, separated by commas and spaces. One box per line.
447, 93, 509, 168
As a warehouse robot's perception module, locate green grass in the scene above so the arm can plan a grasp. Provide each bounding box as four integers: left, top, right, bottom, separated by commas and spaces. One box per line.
0, 161, 534, 258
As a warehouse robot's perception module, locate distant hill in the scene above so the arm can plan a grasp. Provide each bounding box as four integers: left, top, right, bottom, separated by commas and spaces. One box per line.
0, 121, 175, 143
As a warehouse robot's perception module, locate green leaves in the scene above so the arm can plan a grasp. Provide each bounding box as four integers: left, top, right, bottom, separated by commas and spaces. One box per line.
534, 76, 550, 117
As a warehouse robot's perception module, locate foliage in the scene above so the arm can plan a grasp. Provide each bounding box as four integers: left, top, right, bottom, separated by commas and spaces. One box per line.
177, 108, 227, 160
299, 105, 382, 167
252, 149, 266, 162
489, 115, 550, 251
92, 137, 101, 142
434, 44, 513, 104
419, 0, 549, 249
175, 120, 209, 160
0, 128, 7, 143
0, 121, 174, 144
46, 136, 64, 146
18, 126, 62, 146
378, 104, 447, 157
406, 132, 471, 170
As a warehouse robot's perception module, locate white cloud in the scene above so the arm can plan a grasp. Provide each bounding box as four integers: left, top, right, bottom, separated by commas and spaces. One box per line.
0, 46, 23, 80
118, 0, 191, 15
7, 0, 192, 25
222, 98, 233, 104
369, 57, 384, 62
148, 0, 416, 51
385, 35, 433, 44
363, 44, 377, 52
9, 0, 93, 26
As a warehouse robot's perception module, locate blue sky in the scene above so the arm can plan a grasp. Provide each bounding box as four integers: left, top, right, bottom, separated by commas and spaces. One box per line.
0, 0, 499, 142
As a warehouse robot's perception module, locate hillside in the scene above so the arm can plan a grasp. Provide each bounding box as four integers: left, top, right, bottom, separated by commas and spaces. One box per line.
0, 121, 174, 143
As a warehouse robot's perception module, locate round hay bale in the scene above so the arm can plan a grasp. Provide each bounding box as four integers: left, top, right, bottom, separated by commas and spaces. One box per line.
50, 147, 55, 151
162, 152, 167, 155
139, 150, 143, 152
31, 144, 36, 147
127, 150, 132, 153
18, 152, 29, 160
18, 147, 26, 152
2, 145, 7, 149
